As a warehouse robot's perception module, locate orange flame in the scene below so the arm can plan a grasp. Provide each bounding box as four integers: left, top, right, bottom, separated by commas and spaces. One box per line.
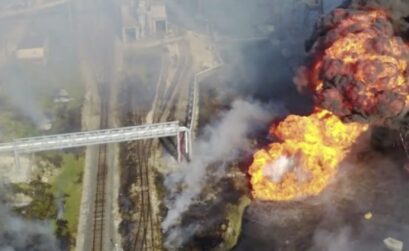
249, 110, 368, 201
248, 9, 409, 201
310, 9, 409, 120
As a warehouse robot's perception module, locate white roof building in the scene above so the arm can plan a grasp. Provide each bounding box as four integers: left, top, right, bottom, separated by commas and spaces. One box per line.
16, 35, 48, 61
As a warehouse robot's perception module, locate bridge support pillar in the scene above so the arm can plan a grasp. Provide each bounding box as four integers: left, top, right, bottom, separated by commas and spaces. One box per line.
14, 150, 20, 169
176, 129, 192, 163
176, 132, 182, 162
184, 130, 192, 161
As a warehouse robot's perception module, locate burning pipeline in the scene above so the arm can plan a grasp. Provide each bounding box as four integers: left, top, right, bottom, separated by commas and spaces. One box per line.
249, 9, 409, 201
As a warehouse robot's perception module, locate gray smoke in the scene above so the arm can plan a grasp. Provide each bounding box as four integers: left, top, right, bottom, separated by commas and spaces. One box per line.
347, 0, 409, 16
307, 158, 409, 251
0, 186, 60, 251
161, 99, 284, 248
339, 0, 409, 36
306, 0, 409, 53
1, 63, 48, 129
310, 227, 359, 251
352, 0, 409, 31
310, 225, 409, 251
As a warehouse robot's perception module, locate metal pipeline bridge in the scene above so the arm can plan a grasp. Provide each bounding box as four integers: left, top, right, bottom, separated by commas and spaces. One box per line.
0, 121, 191, 167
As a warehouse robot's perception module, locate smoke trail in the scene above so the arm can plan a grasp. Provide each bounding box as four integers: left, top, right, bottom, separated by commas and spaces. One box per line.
1, 63, 48, 129
161, 99, 284, 248
0, 185, 60, 251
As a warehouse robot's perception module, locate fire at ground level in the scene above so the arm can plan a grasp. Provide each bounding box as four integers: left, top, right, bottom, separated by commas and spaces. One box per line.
180, 52, 409, 251
7, 0, 409, 250
115, 4, 409, 250
174, 34, 409, 251
162, 40, 409, 250
236, 127, 409, 251
237, 4, 409, 250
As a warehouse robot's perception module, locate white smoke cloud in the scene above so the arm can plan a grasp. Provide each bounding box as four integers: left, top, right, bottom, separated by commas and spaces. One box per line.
0, 215, 60, 251
307, 160, 409, 251
0, 185, 60, 251
1, 63, 48, 129
161, 99, 284, 248
311, 227, 357, 251
263, 155, 295, 183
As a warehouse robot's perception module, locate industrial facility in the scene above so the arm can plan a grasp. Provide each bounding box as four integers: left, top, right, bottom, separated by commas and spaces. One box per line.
0, 0, 408, 251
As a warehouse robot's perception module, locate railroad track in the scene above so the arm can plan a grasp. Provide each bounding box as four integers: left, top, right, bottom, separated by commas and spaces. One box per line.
128, 87, 158, 250
91, 82, 110, 251
154, 40, 190, 123
92, 143, 108, 251
120, 39, 192, 251
152, 41, 192, 162
131, 138, 156, 251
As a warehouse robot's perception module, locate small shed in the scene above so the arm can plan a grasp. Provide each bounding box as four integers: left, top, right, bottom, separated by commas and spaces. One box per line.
16, 35, 48, 62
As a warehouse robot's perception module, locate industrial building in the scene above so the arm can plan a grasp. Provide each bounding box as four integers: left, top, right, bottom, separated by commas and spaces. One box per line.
16, 35, 48, 62
120, 0, 168, 43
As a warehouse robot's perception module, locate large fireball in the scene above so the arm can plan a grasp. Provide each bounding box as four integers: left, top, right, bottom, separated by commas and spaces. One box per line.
302, 9, 409, 124
249, 110, 368, 201
249, 8, 409, 202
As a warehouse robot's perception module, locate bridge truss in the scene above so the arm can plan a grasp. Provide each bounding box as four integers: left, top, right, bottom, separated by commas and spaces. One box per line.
0, 121, 191, 167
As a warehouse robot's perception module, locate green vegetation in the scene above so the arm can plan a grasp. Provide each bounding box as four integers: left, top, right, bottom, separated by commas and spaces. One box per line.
12, 180, 57, 220
10, 152, 84, 246
222, 195, 251, 250
56, 219, 75, 250
0, 12, 85, 251
0, 110, 40, 139
9, 152, 83, 251
50, 153, 85, 235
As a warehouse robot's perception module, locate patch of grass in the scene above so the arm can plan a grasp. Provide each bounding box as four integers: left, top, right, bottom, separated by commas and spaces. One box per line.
12, 180, 57, 220
0, 110, 39, 140
10, 152, 84, 251
50, 153, 85, 235
0, 119, 36, 139
222, 195, 251, 250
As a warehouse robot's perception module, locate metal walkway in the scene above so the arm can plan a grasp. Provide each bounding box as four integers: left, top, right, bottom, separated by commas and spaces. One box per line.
0, 121, 191, 162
